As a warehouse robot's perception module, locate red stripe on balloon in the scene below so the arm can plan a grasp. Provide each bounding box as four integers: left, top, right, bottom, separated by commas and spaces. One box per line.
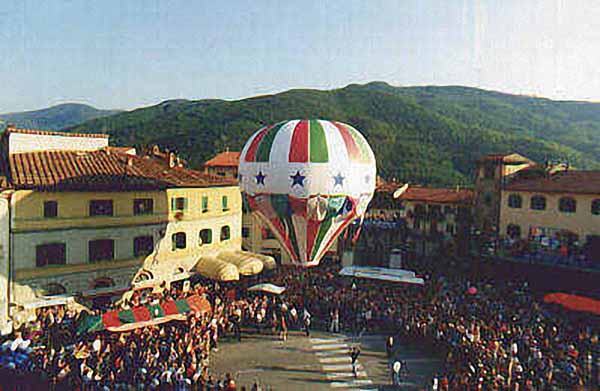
332, 121, 361, 162
244, 126, 271, 162
306, 218, 320, 262
288, 195, 307, 218
288, 120, 309, 162
132, 306, 152, 322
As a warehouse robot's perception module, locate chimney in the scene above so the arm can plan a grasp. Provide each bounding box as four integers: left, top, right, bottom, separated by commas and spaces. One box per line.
169, 152, 176, 168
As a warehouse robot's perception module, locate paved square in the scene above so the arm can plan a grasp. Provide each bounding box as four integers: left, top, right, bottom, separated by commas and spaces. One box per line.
209, 330, 443, 390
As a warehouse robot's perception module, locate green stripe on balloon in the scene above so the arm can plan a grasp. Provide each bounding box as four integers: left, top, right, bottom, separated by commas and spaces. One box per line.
309, 120, 329, 163
256, 122, 285, 162
174, 299, 191, 313
117, 309, 136, 324
311, 215, 333, 259
270, 194, 300, 262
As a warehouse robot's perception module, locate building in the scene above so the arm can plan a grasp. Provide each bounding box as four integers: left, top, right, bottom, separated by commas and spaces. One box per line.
203, 150, 240, 179
396, 186, 474, 257
473, 153, 535, 234
499, 166, 600, 264
0, 126, 245, 333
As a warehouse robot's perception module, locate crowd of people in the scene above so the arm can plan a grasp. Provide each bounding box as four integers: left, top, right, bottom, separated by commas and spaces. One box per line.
1, 254, 600, 390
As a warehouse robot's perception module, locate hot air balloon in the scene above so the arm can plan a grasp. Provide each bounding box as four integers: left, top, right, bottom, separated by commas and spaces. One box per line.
239, 120, 376, 266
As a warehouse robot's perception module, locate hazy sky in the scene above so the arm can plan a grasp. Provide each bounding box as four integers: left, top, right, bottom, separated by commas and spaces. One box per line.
1, 0, 599, 112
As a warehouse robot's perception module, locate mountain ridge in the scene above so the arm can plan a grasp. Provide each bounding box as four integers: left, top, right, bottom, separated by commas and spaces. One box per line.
59, 82, 600, 186
0, 103, 121, 131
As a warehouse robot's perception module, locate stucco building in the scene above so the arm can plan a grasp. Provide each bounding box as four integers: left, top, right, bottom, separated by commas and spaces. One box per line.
0, 126, 245, 333
499, 166, 600, 263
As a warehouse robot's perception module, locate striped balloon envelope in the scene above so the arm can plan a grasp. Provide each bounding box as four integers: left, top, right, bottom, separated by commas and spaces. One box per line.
239, 119, 376, 266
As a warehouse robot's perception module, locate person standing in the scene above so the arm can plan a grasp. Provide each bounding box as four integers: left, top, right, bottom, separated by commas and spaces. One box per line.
392, 360, 401, 385
350, 346, 361, 378
303, 308, 312, 337
386, 335, 395, 358
329, 308, 340, 334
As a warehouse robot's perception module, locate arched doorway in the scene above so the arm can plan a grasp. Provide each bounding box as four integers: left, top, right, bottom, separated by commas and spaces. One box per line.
41, 283, 67, 296
89, 277, 116, 309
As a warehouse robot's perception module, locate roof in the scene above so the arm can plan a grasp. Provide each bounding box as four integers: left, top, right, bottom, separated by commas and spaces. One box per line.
397, 186, 474, 205
204, 151, 240, 167
5, 149, 236, 191
3, 127, 109, 139
504, 170, 600, 195
476, 153, 533, 165
376, 181, 404, 193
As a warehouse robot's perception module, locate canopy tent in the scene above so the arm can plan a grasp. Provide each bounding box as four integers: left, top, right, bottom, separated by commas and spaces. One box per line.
22, 295, 75, 310
543, 293, 600, 316
194, 256, 239, 281
77, 295, 211, 334
248, 283, 286, 295
216, 251, 264, 276
339, 265, 424, 285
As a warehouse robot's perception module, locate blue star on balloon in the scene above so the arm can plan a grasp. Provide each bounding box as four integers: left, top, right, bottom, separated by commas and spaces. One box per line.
290, 170, 306, 187
333, 172, 345, 187
255, 171, 266, 185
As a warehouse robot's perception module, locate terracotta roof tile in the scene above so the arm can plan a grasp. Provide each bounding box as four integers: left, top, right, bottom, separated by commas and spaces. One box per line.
6, 150, 236, 190
504, 170, 600, 195
4, 127, 109, 138
397, 186, 474, 205
204, 151, 240, 167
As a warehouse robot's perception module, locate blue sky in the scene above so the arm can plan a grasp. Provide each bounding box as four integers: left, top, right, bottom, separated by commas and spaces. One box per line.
1, 0, 599, 112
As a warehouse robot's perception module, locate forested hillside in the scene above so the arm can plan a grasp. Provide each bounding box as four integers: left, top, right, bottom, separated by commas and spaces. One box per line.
68, 83, 600, 186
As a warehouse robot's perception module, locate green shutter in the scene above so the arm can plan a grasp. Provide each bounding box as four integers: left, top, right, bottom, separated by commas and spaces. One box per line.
222, 196, 228, 211
170, 198, 176, 211
202, 196, 208, 212
183, 198, 188, 211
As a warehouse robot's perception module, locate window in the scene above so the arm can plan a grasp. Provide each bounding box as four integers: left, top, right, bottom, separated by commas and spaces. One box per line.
242, 227, 250, 238
36, 243, 66, 267
172, 232, 186, 250
89, 239, 115, 262
484, 165, 495, 179
43, 201, 58, 218
592, 199, 600, 215
133, 236, 154, 257
222, 196, 229, 211
220, 225, 231, 241
171, 197, 187, 211
89, 200, 113, 216
559, 197, 576, 213
508, 194, 522, 209
199, 229, 212, 245
483, 193, 493, 207
43, 283, 66, 296
443, 206, 455, 215
530, 195, 546, 211
133, 198, 154, 215
201, 196, 209, 213
445, 223, 455, 235
506, 224, 521, 238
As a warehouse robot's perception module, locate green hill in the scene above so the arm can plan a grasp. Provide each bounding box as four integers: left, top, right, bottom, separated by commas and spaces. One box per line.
0, 103, 121, 130
68, 83, 600, 187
